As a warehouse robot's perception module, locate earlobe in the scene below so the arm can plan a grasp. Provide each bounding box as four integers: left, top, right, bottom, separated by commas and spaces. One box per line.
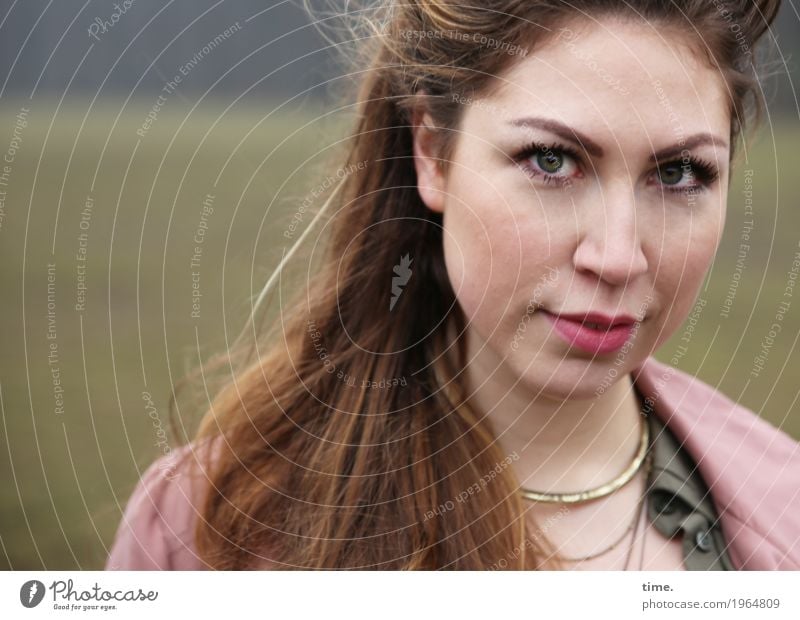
411, 108, 446, 213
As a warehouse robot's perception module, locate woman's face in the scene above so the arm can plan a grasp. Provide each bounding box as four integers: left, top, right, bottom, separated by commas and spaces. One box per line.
413, 18, 731, 398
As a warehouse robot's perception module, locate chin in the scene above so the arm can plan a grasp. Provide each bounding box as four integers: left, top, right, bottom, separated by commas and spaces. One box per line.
515, 350, 634, 400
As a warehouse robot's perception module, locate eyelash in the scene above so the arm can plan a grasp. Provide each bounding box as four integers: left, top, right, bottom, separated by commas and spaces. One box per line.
654, 157, 719, 194
514, 141, 581, 187
513, 141, 720, 194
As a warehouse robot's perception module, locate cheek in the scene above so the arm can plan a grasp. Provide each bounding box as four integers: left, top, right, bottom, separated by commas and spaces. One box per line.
441, 181, 528, 327
653, 210, 724, 341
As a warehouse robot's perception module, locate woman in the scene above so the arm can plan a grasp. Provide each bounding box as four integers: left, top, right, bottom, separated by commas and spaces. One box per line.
106, 0, 799, 570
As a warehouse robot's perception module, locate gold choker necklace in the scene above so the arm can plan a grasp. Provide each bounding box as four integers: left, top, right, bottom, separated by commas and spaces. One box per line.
519, 415, 649, 504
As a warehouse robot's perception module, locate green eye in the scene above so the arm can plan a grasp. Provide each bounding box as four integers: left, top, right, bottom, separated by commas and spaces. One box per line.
536, 150, 564, 173
658, 163, 684, 185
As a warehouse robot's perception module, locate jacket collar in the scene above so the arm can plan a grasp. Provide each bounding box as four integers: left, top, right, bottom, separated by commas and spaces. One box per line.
631, 356, 800, 569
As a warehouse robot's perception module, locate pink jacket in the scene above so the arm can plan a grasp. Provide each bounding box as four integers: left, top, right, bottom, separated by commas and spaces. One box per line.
105, 356, 800, 570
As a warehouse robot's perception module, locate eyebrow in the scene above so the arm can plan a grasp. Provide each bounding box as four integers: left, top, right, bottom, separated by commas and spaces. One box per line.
507, 116, 728, 161
649, 134, 729, 162
508, 117, 604, 157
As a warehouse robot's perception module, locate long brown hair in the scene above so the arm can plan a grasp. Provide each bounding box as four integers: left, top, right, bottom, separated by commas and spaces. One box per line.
170, 0, 781, 569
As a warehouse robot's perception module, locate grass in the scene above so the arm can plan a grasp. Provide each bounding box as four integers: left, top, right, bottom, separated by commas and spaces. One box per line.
0, 97, 798, 569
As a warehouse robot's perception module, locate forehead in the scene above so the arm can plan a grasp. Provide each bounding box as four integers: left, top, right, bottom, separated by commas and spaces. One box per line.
468, 17, 731, 151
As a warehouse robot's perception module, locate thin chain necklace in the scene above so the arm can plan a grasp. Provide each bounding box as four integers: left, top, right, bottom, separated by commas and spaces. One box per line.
623, 450, 652, 571
556, 449, 652, 567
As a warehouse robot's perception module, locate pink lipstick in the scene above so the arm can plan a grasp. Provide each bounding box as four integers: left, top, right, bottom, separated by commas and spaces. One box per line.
542, 311, 637, 354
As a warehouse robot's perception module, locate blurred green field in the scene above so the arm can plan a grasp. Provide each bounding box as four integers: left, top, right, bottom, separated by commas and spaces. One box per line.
1, 98, 798, 570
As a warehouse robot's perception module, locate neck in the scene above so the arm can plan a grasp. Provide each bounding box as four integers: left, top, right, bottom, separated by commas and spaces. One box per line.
461, 327, 644, 494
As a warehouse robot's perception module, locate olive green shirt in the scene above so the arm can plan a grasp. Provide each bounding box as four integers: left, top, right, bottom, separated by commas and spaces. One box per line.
645, 411, 734, 570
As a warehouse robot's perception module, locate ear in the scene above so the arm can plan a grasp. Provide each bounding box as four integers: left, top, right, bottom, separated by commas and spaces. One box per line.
410, 106, 447, 214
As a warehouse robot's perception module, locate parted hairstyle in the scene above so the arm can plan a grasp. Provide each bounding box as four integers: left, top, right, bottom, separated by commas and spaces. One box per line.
168, 0, 781, 569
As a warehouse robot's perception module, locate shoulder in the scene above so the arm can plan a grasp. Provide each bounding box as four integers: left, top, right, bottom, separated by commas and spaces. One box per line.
634, 356, 800, 568
105, 440, 217, 570
636, 356, 799, 463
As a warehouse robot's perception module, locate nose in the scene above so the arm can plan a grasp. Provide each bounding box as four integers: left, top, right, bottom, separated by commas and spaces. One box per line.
572, 180, 649, 286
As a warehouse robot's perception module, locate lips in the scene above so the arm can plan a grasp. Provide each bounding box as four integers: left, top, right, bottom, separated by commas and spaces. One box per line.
541, 310, 638, 354
551, 311, 637, 328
